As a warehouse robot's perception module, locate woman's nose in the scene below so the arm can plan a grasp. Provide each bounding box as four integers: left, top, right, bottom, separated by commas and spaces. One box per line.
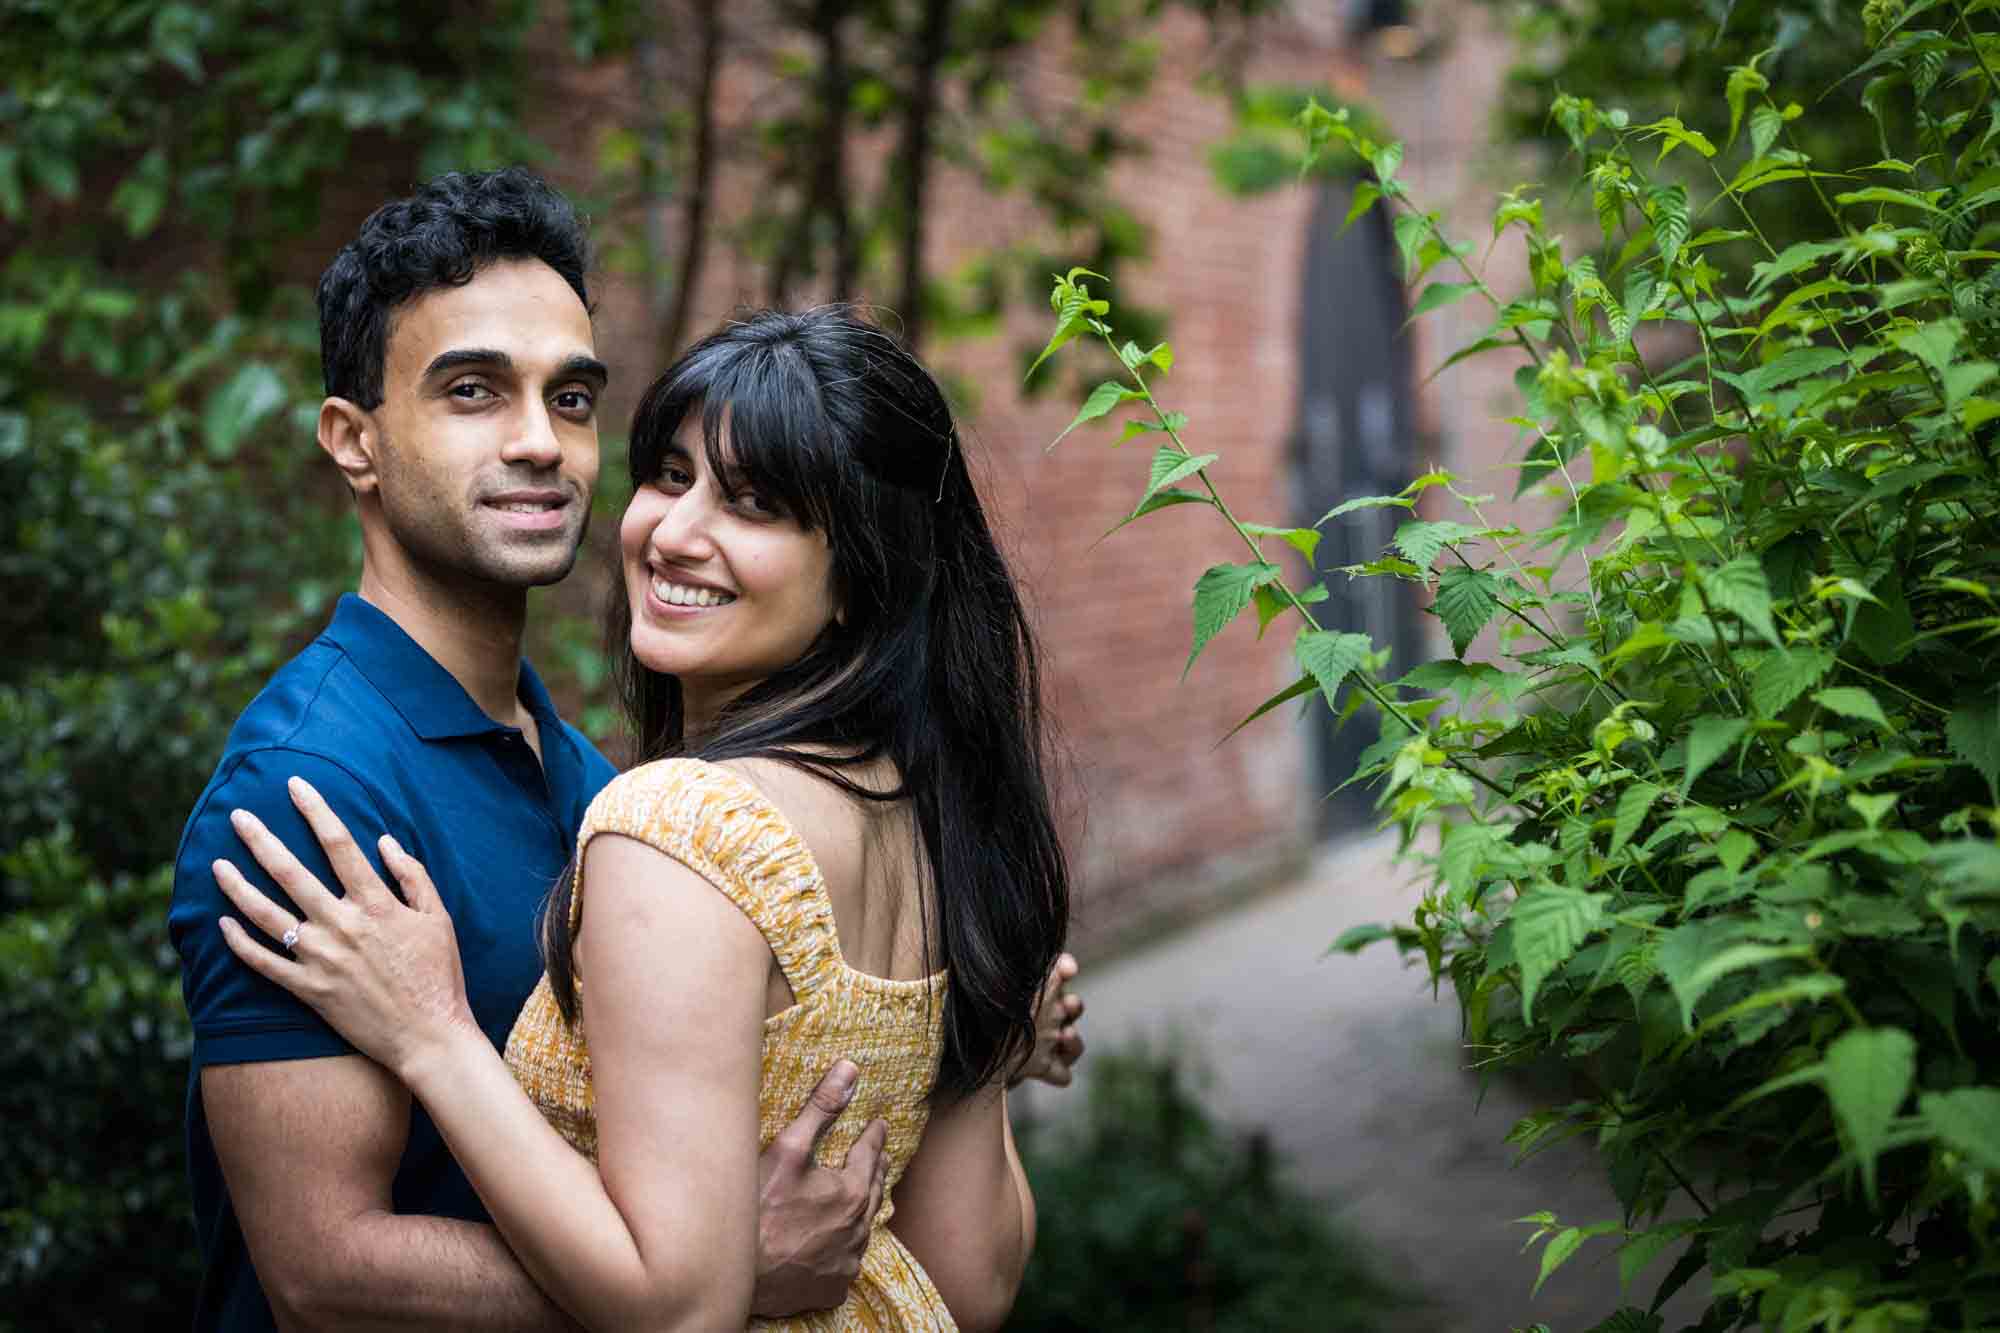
648, 489, 715, 560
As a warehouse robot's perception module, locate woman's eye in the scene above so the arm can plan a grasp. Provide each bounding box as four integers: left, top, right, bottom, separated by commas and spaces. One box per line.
736, 490, 784, 518
657, 463, 694, 490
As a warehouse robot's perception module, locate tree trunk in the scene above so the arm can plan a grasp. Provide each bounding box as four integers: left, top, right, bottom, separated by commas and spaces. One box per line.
896, 0, 953, 353
662, 0, 722, 359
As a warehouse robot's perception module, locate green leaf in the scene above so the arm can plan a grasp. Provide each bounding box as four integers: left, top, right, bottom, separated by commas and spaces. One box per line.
1512, 884, 1606, 1022
1433, 567, 1501, 658
1316, 494, 1414, 524
1663, 942, 1807, 1032
1052, 380, 1142, 447
1218, 673, 1317, 743
1294, 629, 1374, 708
1342, 182, 1381, 233
1617, 1221, 1698, 1293
109, 147, 171, 239
1704, 557, 1782, 648
1948, 694, 2000, 797
1330, 923, 1396, 954
1101, 488, 1211, 538
1752, 647, 1836, 715
1813, 687, 1890, 729
1409, 281, 1481, 321
1682, 717, 1751, 793
1739, 347, 1849, 399
1241, 522, 1321, 563
1530, 1219, 1622, 1297
1921, 1087, 2000, 1172
202, 362, 288, 459
1138, 448, 1218, 508
1647, 184, 1689, 273
1027, 315, 1087, 380
1610, 781, 1663, 857
1823, 1027, 1916, 1202
1393, 519, 1481, 572
1186, 563, 1281, 676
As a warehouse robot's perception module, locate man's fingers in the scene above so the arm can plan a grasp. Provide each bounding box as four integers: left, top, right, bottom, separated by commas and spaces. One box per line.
846, 1117, 888, 1190
859, 1120, 889, 1222
773, 1060, 860, 1162
288, 776, 392, 908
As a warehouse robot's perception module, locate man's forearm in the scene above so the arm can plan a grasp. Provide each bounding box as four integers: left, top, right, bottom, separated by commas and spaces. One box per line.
267, 1212, 579, 1333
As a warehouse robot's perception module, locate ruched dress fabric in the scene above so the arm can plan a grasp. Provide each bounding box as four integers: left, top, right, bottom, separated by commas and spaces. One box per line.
504, 758, 957, 1331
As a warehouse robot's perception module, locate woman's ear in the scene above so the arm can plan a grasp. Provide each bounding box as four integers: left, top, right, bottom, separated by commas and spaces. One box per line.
317, 398, 379, 495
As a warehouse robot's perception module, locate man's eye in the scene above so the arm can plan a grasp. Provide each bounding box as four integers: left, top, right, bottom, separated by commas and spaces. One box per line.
449, 382, 492, 399
553, 389, 595, 415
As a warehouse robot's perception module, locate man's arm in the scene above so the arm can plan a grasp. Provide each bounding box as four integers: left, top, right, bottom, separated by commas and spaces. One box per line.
203, 1056, 578, 1332
186, 758, 883, 1326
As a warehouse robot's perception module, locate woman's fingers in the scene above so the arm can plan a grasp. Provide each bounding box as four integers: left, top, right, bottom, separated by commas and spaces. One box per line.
379, 834, 441, 913
228, 807, 342, 919
287, 776, 394, 908
218, 914, 307, 990
212, 855, 299, 942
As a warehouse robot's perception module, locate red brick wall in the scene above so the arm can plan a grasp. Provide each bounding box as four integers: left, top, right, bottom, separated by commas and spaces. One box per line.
525, 3, 1528, 954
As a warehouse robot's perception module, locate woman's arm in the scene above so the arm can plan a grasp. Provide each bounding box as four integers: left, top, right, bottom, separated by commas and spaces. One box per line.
886, 1084, 1035, 1333
406, 833, 768, 1331
215, 786, 769, 1332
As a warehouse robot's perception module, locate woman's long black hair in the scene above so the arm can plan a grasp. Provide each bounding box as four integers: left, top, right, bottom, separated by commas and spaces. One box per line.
541, 307, 1070, 1099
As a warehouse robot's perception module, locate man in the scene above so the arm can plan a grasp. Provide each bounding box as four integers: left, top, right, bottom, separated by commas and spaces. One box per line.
169, 168, 1083, 1331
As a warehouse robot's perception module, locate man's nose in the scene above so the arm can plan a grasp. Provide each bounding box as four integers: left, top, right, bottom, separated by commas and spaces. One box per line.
501, 401, 564, 469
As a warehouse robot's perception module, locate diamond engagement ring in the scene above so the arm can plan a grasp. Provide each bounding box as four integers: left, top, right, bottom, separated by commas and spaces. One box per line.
281, 926, 300, 953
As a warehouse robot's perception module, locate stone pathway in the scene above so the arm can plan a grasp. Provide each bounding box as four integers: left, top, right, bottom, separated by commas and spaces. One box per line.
1019, 831, 1701, 1332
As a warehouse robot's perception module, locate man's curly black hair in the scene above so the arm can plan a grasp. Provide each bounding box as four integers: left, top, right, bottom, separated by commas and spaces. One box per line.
315, 167, 592, 408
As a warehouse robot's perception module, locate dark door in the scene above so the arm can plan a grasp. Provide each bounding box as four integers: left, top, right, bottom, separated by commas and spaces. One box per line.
1293, 178, 1424, 827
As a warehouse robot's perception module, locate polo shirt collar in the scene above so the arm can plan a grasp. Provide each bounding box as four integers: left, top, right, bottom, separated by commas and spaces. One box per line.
322, 593, 553, 742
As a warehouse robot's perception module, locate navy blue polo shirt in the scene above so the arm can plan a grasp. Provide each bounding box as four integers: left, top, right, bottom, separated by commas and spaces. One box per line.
168, 594, 616, 1332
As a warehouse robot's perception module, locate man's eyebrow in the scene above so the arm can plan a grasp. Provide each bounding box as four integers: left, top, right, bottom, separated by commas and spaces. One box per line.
554, 354, 610, 390
422, 347, 514, 379
420, 348, 608, 390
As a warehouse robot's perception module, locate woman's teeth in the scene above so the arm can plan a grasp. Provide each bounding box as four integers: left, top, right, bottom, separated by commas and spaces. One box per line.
653, 577, 734, 607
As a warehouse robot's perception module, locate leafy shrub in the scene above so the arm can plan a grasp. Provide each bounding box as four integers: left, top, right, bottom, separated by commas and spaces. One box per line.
1035, 7, 2000, 1328
1008, 1045, 1398, 1331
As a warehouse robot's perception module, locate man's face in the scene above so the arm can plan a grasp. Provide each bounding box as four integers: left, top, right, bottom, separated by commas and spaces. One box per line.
362, 258, 603, 590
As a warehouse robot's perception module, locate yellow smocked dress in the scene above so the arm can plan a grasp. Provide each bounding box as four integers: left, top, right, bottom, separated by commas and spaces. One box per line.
504, 758, 957, 1331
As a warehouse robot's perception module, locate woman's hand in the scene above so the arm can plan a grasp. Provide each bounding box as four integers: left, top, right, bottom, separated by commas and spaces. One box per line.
214, 775, 479, 1080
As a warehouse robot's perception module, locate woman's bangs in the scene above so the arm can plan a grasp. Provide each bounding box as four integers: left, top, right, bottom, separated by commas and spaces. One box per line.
695, 348, 838, 532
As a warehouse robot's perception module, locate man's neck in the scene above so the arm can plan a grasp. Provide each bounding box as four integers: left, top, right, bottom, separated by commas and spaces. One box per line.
357, 565, 531, 727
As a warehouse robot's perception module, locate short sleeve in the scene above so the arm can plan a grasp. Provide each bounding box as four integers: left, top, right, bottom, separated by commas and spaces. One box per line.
169, 749, 395, 1068
571, 758, 837, 997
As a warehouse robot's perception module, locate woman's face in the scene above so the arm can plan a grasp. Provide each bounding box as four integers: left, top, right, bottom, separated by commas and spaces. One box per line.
621, 415, 839, 725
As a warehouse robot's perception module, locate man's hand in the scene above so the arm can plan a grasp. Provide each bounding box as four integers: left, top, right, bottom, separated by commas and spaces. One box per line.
1012, 951, 1086, 1089
750, 1059, 888, 1318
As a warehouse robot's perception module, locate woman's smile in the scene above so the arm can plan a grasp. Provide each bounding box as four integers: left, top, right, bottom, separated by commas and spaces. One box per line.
647, 570, 737, 610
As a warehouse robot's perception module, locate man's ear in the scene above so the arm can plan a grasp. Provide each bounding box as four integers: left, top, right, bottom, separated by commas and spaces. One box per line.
317, 398, 378, 495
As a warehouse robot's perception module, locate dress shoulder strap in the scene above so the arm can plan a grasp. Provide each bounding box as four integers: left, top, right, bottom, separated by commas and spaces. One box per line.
569, 757, 840, 1000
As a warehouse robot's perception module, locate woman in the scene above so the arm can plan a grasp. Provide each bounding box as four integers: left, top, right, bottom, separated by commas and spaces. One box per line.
213, 307, 1072, 1330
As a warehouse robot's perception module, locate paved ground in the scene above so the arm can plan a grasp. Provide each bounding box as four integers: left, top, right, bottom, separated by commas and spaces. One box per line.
1019, 831, 1700, 1332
